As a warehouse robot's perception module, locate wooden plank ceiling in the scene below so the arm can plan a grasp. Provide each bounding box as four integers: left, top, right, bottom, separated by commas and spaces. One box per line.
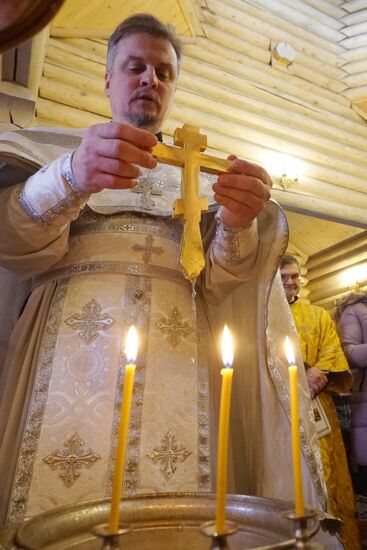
1, 0, 367, 304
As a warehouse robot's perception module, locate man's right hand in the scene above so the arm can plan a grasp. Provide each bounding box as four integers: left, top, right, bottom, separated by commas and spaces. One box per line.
71, 122, 158, 194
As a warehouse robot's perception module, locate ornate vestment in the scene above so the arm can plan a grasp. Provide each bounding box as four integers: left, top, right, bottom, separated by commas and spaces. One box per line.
290, 300, 360, 550
0, 128, 337, 547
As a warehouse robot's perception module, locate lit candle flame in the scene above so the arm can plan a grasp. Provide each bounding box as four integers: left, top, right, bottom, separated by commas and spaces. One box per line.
284, 336, 296, 366
221, 325, 234, 368
125, 326, 138, 363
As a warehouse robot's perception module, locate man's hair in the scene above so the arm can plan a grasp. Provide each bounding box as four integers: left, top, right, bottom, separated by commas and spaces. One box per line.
280, 254, 300, 270
107, 13, 183, 72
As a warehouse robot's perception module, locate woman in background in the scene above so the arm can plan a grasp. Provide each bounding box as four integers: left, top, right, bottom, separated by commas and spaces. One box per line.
336, 292, 367, 495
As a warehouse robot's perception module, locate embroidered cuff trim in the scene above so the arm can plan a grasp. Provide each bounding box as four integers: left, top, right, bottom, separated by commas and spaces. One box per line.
61, 151, 85, 196
214, 224, 242, 265
18, 187, 87, 225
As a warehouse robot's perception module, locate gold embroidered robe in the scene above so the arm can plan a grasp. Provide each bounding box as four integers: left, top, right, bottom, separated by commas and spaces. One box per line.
290, 300, 360, 550
0, 128, 340, 549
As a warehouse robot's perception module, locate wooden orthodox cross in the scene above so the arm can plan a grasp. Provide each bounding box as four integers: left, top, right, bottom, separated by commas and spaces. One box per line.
152, 124, 231, 281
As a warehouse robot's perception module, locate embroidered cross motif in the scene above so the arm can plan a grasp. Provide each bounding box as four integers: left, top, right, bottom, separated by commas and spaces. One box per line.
156, 306, 193, 348
132, 235, 164, 264
64, 299, 114, 344
147, 430, 191, 480
43, 433, 101, 488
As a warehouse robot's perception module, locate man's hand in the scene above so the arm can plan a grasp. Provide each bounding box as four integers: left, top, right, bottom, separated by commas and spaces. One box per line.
71, 122, 158, 194
306, 367, 329, 399
212, 156, 272, 228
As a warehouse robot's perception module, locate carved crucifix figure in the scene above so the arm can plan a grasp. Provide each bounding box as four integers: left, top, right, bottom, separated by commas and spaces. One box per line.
152, 124, 231, 281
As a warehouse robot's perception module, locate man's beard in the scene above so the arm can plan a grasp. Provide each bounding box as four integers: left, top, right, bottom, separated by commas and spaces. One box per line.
127, 111, 159, 130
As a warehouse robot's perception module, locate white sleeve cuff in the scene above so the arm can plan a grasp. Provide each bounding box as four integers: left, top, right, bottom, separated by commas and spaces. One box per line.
18, 153, 89, 224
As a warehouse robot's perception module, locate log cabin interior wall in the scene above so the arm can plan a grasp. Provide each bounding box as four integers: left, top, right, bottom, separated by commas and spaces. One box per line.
1, 0, 366, 313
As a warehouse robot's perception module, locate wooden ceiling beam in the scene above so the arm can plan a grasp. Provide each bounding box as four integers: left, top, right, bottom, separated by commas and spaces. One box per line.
341, 0, 367, 14
343, 83, 367, 100
343, 71, 367, 87
341, 58, 367, 75
342, 8, 367, 26
299, 0, 346, 19
274, 0, 345, 29
177, 0, 204, 36
243, 0, 345, 42
51, 27, 111, 39
339, 45, 367, 63
339, 34, 367, 49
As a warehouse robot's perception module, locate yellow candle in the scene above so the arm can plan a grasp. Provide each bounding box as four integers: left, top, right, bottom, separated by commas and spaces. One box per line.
108, 326, 138, 533
216, 325, 234, 534
285, 336, 305, 517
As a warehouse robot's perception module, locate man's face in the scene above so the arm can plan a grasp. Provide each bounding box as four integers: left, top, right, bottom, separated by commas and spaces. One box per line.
280, 262, 301, 302
105, 33, 178, 132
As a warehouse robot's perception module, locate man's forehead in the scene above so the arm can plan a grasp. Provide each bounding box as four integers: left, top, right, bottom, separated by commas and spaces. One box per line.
280, 263, 300, 273
115, 33, 176, 60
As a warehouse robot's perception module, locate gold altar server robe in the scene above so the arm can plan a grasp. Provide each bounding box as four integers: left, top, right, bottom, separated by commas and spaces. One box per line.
290, 300, 360, 550
0, 128, 334, 548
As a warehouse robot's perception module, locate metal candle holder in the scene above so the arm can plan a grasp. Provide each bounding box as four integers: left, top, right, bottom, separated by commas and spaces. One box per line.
93, 524, 131, 549
200, 506, 333, 550
200, 520, 238, 549
284, 510, 324, 549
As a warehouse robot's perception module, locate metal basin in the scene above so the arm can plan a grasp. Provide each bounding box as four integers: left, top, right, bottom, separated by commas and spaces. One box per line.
9, 493, 298, 549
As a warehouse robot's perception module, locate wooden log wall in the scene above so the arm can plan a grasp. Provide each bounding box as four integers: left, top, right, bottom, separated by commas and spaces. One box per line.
339, 0, 367, 118
306, 231, 367, 313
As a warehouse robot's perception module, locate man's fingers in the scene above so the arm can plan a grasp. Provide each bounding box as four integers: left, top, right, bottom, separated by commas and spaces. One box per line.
95, 139, 157, 169
97, 157, 142, 179
95, 122, 158, 149
90, 173, 138, 190
214, 175, 271, 202
228, 157, 273, 190
213, 190, 265, 215
72, 121, 159, 193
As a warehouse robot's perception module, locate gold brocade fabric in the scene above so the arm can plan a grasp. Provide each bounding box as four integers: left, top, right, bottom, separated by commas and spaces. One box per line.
4, 212, 211, 523
291, 300, 361, 550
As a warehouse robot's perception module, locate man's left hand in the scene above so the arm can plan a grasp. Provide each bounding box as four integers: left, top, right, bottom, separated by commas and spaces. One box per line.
306, 367, 329, 399
212, 156, 272, 228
